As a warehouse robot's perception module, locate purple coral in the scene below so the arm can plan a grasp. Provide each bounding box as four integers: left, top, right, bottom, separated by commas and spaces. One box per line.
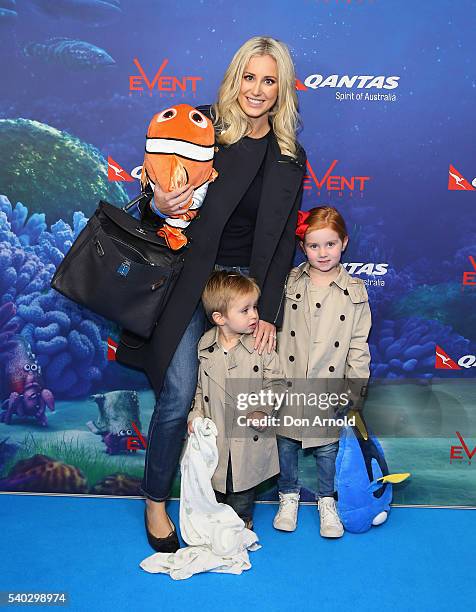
369, 317, 476, 379
0, 195, 113, 398
13, 290, 109, 398
0, 302, 18, 362
0, 240, 55, 303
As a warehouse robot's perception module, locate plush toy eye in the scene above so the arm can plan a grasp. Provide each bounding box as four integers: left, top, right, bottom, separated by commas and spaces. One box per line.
156, 108, 177, 122
126, 429, 133, 436
24, 364, 31, 371
119, 429, 126, 436
30, 364, 38, 371
189, 109, 208, 128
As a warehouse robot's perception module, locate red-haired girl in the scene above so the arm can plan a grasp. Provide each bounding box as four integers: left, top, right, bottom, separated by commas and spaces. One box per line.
273, 206, 371, 538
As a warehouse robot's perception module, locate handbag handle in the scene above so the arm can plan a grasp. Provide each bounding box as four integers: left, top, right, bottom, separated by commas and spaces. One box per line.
121, 191, 152, 213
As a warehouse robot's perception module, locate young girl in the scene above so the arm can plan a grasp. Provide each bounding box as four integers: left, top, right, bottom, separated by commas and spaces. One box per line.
273, 206, 371, 537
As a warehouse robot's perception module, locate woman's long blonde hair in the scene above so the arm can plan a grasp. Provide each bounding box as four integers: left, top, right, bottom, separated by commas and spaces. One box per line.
212, 36, 300, 158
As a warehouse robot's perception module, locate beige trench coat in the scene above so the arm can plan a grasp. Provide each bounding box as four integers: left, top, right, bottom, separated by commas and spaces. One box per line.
276, 262, 371, 448
187, 327, 286, 494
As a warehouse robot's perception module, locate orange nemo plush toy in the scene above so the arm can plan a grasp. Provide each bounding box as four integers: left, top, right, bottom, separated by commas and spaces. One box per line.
140, 104, 218, 250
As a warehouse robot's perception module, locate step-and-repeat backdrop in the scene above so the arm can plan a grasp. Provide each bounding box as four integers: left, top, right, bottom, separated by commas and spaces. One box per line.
0, 0, 475, 506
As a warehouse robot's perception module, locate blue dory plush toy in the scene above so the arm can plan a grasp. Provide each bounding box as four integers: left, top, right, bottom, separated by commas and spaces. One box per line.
335, 412, 410, 533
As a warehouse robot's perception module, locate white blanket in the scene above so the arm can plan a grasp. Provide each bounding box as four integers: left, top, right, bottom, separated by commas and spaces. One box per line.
139, 417, 260, 580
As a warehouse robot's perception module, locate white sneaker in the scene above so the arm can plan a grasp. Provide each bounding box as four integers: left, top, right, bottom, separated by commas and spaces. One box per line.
317, 497, 344, 538
273, 492, 300, 531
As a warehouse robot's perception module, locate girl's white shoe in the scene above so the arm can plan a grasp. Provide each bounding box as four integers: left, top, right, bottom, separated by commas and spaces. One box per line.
317, 497, 344, 538
273, 492, 300, 531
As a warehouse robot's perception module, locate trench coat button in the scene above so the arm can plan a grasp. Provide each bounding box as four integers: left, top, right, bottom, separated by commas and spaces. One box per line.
296, 293, 301, 299
316, 303, 321, 308
344, 289, 349, 296
253, 434, 259, 442
287, 380, 293, 387
334, 341, 339, 347
253, 365, 259, 372
329, 366, 335, 372
204, 372, 209, 377
340, 315, 346, 321
204, 396, 209, 402
292, 304, 298, 310
290, 330, 296, 337
208, 347, 214, 352
289, 356, 295, 362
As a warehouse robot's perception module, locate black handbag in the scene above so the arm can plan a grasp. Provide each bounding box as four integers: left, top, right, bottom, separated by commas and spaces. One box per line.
50, 192, 185, 338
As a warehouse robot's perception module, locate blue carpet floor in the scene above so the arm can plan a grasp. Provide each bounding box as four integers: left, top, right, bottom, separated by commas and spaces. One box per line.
0, 494, 474, 611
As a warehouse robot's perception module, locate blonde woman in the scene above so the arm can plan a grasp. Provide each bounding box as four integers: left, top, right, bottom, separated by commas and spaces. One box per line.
116, 36, 307, 552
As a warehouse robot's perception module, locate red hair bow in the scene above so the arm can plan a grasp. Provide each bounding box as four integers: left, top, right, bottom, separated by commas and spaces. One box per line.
295, 209, 311, 240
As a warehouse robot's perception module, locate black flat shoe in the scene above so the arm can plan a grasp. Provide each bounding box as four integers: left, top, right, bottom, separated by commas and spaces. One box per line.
144, 508, 180, 553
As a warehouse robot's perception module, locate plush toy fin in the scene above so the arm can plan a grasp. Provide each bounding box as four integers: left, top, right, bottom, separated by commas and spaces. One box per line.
367, 472, 411, 493
157, 226, 188, 250
348, 410, 368, 440
169, 155, 188, 192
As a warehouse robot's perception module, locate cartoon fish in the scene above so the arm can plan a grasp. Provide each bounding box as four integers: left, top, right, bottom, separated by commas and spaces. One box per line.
335, 411, 410, 533
141, 104, 218, 250
24, 37, 115, 70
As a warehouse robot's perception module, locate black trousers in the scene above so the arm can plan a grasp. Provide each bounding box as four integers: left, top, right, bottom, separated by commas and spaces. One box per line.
214, 455, 256, 522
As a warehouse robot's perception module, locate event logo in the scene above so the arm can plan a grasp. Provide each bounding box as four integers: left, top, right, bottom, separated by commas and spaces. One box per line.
462, 255, 476, 287
126, 421, 148, 451
435, 346, 476, 370
129, 58, 202, 96
107, 158, 142, 182
304, 159, 370, 197
448, 165, 476, 190
450, 432, 476, 464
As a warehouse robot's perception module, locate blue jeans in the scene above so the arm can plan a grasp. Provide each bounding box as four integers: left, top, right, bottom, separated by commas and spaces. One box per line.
277, 436, 339, 500
214, 453, 256, 523
140, 301, 207, 501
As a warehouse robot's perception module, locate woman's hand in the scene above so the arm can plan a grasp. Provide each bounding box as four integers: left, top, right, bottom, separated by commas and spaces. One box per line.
152, 182, 194, 217
246, 410, 268, 432
253, 320, 276, 355
187, 420, 194, 435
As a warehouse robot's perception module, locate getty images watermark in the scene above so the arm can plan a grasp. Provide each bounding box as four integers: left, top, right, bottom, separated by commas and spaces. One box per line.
224, 377, 476, 439
222, 378, 369, 439
235, 389, 356, 429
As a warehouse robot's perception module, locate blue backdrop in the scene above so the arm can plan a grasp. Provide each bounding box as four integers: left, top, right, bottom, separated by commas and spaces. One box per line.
0, 0, 475, 505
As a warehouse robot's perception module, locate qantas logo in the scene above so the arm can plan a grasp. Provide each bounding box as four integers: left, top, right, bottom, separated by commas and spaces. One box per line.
448, 164, 476, 190
108, 157, 134, 182
299, 74, 399, 90
107, 337, 118, 360
435, 345, 476, 370
304, 159, 370, 196
107, 158, 141, 182
342, 263, 388, 275
435, 346, 461, 370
